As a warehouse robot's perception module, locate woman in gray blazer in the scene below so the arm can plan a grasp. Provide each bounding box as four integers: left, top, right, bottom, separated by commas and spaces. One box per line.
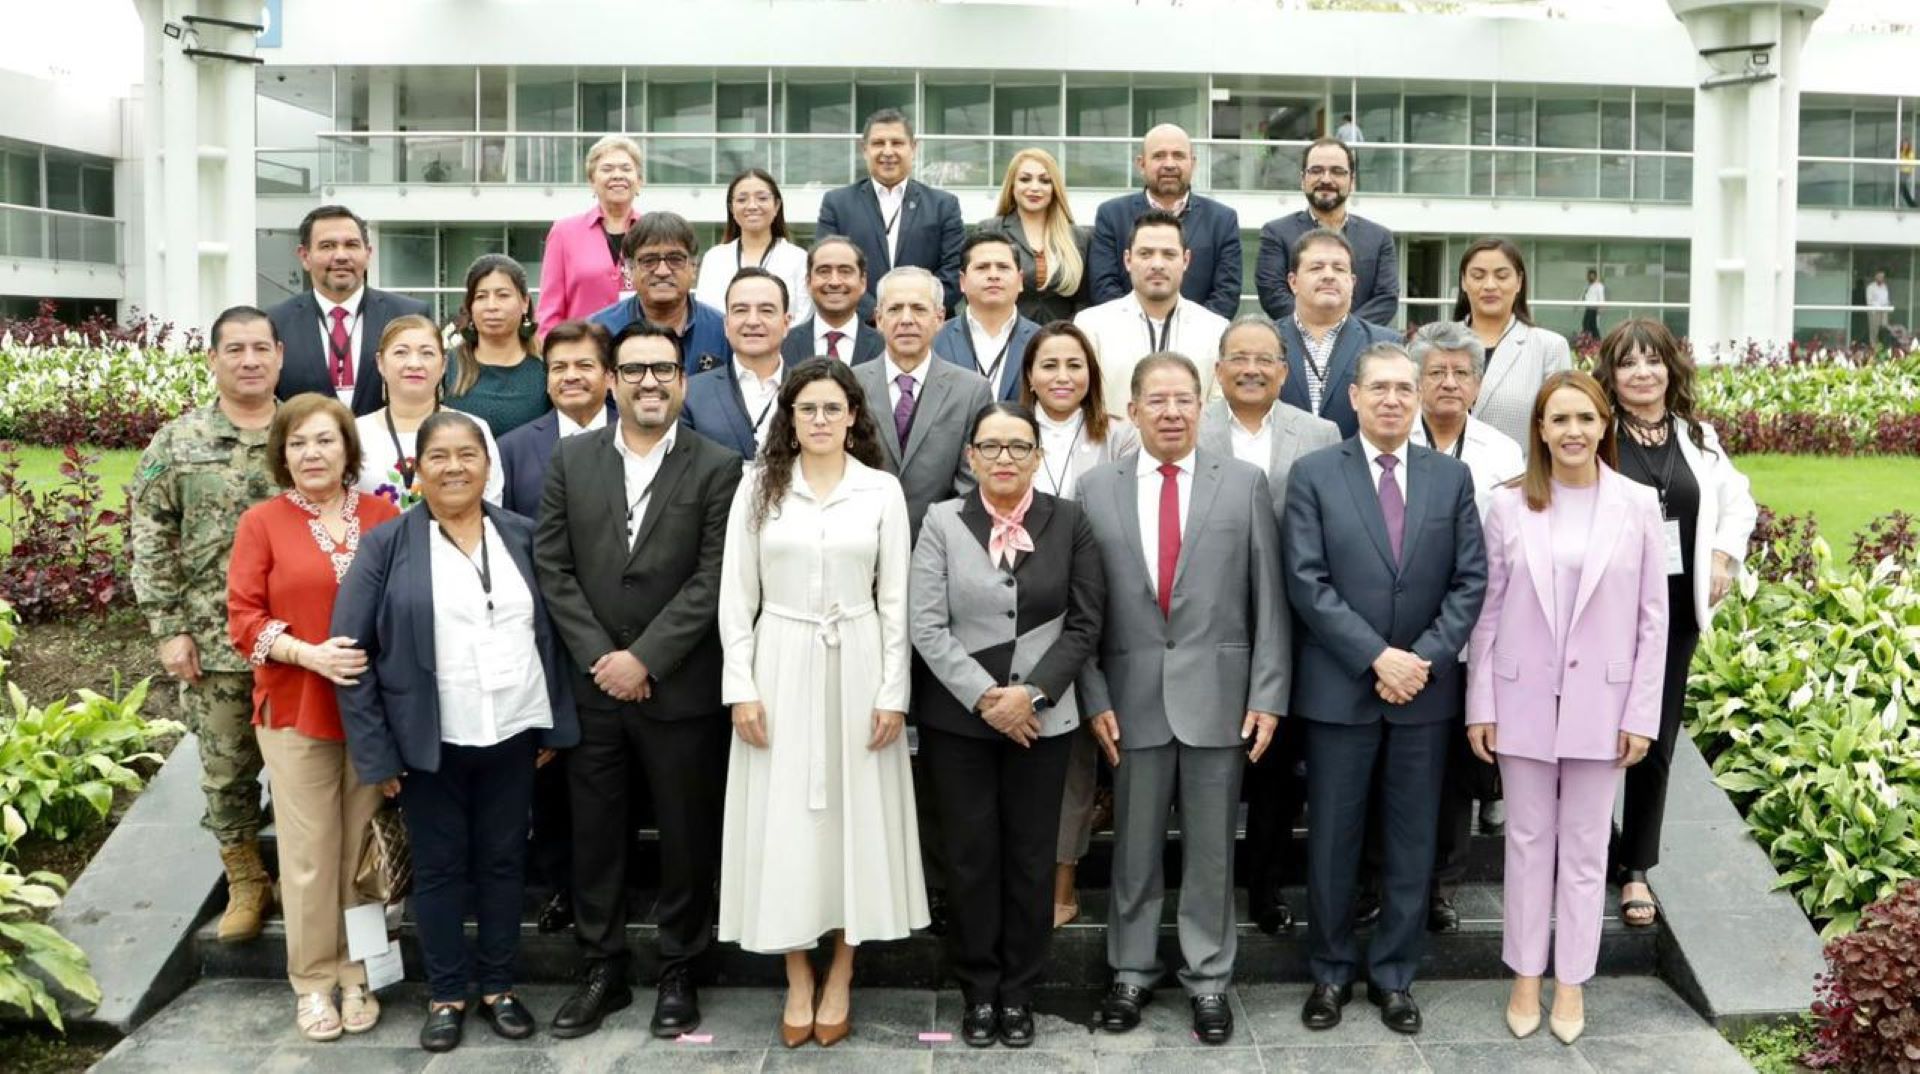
1452, 238, 1573, 454
909, 401, 1106, 1050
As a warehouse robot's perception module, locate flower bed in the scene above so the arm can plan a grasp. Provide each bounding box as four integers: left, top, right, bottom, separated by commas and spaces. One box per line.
0, 342, 212, 451
1697, 353, 1920, 456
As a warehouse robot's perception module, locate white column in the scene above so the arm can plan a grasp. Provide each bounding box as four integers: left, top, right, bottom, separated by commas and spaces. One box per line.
220, 0, 259, 309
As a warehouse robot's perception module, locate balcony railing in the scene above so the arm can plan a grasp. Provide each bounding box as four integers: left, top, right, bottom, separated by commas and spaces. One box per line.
1795, 154, 1920, 212
0, 204, 122, 266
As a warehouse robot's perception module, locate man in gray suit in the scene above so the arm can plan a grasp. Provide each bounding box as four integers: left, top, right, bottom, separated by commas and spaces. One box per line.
1077, 352, 1288, 1047
1198, 315, 1340, 938
1283, 342, 1487, 1036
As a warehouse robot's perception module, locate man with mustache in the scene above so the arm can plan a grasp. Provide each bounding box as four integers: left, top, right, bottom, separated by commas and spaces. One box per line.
817, 108, 965, 318
1255, 138, 1400, 327
588, 212, 732, 376
1074, 211, 1229, 415
1087, 124, 1243, 319
1276, 229, 1401, 438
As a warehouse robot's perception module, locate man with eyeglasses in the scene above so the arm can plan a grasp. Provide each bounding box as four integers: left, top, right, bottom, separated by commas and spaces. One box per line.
1255, 138, 1400, 327
1197, 315, 1340, 939
1282, 342, 1487, 1037
1276, 228, 1401, 439
1075, 352, 1286, 1047
534, 321, 743, 1041
588, 211, 732, 376
683, 268, 794, 462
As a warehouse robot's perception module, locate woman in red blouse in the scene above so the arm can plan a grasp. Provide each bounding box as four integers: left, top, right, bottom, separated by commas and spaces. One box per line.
228, 392, 400, 1042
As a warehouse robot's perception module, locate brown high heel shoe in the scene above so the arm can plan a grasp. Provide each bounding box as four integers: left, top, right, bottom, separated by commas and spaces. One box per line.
781, 984, 816, 1048
813, 982, 851, 1047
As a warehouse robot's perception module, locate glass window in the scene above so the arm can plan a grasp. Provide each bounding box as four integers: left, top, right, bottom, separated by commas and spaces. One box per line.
1405, 91, 1469, 196
1853, 106, 1898, 208
1354, 89, 1403, 194
1798, 104, 1850, 208
2, 144, 42, 208
1132, 83, 1202, 138
649, 79, 715, 185
854, 80, 914, 131
336, 67, 371, 131
1065, 80, 1131, 189
44, 154, 81, 214
580, 69, 623, 132
380, 226, 438, 290
514, 69, 576, 185
923, 82, 991, 187
1210, 89, 1322, 193
508, 225, 548, 290
717, 77, 772, 177
398, 67, 476, 131
780, 78, 854, 187
441, 226, 508, 289
1530, 239, 1596, 336
256, 229, 304, 307
994, 82, 1061, 181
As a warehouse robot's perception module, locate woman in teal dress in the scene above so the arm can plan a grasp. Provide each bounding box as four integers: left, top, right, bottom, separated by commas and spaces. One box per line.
443, 254, 552, 438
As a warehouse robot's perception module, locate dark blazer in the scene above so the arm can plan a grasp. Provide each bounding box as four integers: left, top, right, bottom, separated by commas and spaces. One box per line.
495, 398, 618, 519
930, 314, 1041, 402
1277, 316, 1402, 439
1087, 191, 1243, 318
817, 178, 965, 314
908, 492, 1106, 740
1281, 439, 1488, 727
333, 504, 580, 784
974, 212, 1093, 325
681, 361, 789, 461
533, 422, 742, 717
781, 318, 884, 366
269, 288, 432, 416
1255, 210, 1400, 326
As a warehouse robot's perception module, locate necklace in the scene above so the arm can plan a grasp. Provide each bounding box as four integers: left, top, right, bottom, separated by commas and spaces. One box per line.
1619, 407, 1671, 446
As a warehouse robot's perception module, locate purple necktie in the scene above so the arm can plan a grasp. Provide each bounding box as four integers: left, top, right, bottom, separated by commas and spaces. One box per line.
1377, 454, 1404, 564
894, 373, 918, 445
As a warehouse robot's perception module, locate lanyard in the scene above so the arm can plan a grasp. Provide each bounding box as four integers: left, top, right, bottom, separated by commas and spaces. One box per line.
438, 523, 494, 616
1039, 421, 1083, 497
968, 327, 1015, 389
318, 306, 363, 378
383, 404, 437, 491
1621, 421, 1680, 517
749, 395, 777, 436
1421, 418, 1465, 460
736, 238, 772, 271
1142, 308, 1174, 354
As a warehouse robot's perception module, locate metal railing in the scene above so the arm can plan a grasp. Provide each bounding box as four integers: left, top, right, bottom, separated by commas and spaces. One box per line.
1794, 154, 1920, 212
0, 204, 122, 266
257, 148, 321, 195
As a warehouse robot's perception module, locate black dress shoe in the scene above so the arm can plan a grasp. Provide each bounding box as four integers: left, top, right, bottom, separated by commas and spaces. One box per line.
536, 890, 575, 934
650, 965, 700, 1038
1191, 993, 1233, 1045
551, 960, 633, 1039
1251, 883, 1295, 935
1428, 895, 1460, 933
478, 992, 537, 1040
998, 1004, 1034, 1048
1354, 892, 1382, 928
419, 1002, 465, 1052
961, 1002, 998, 1047
1300, 982, 1352, 1030
1478, 799, 1506, 836
1368, 984, 1422, 1034
1097, 983, 1152, 1032
926, 891, 951, 937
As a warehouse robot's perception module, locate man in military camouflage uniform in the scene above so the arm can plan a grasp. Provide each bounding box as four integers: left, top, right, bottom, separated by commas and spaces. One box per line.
130, 305, 284, 943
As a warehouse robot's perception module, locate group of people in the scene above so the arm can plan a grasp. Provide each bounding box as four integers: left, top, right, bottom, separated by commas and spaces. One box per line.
127, 111, 1756, 1056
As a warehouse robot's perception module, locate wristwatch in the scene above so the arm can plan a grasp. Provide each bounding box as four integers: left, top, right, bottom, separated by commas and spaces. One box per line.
1023, 683, 1051, 711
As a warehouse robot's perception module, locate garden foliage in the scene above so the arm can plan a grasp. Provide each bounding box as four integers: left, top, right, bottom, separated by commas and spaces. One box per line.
0, 443, 131, 622
1808, 880, 1920, 1073
1695, 353, 1920, 456
0, 305, 212, 449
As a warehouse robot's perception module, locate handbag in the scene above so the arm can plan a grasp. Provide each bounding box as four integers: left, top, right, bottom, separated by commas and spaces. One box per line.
354, 803, 412, 904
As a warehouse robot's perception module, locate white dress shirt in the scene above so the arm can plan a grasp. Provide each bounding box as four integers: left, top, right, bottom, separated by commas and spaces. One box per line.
735, 357, 785, 451
1035, 408, 1086, 498
1583, 280, 1606, 305
812, 311, 861, 363
1866, 281, 1892, 309
1072, 293, 1226, 415
430, 517, 553, 748
1227, 408, 1274, 471
965, 311, 1018, 385
693, 238, 814, 323
314, 287, 365, 406
873, 179, 908, 265
883, 352, 931, 416
556, 406, 609, 438
614, 422, 678, 548
1135, 449, 1195, 595
1410, 415, 1525, 522
1358, 432, 1411, 502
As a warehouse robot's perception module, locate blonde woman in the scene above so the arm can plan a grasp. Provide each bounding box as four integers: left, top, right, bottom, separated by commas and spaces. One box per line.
536, 135, 645, 336
979, 149, 1091, 325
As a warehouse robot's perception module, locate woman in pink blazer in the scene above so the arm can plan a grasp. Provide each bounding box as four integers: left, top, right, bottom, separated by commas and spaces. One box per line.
535, 135, 643, 337
1466, 371, 1667, 1046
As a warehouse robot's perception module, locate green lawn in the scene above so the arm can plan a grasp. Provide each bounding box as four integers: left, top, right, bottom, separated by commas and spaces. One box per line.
1740, 454, 1920, 545
0, 447, 140, 553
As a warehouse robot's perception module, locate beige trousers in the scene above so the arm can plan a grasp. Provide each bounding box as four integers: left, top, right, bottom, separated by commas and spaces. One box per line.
257, 723, 384, 995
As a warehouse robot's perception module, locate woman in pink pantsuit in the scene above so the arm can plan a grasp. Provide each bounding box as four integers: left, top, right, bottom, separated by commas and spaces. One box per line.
1466, 371, 1667, 1046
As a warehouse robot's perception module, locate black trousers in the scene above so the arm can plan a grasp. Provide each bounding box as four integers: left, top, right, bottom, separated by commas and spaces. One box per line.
1582, 308, 1600, 339
1305, 718, 1449, 993
1432, 672, 1497, 894
1243, 716, 1308, 895
571, 704, 730, 969
1614, 617, 1702, 871
529, 752, 572, 891
920, 724, 1073, 1007
400, 731, 538, 1003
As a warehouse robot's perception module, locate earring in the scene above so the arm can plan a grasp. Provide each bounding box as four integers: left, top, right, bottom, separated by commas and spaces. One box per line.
788, 438, 799, 450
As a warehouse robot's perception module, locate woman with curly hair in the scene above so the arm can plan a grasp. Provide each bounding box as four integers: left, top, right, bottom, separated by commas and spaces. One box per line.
716, 358, 929, 1049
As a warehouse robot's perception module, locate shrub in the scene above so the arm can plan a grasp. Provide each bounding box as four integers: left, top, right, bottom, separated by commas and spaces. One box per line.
0, 333, 211, 449
0, 862, 99, 1031
1807, 880, 1920, 1072
0, 443, 131, 622
0, 678, 179, 856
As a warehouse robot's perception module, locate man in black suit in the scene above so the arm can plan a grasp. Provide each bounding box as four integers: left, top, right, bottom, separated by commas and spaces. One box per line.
1282, 343, 1487, 1036
780, 237, 883, 366
1086, 125, 1243, 318
1255, 138, 1400, 327
683, 268, 792, 461
817, 109, 965, 317
268, 205, 431, 415
534, 322, 743, 1040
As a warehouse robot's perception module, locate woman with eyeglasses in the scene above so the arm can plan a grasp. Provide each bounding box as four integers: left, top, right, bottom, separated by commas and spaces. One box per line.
694, 169, 813, 324
354, 315, 505, 510
717, 358, 928, 1049
908, 401, 1106, 1049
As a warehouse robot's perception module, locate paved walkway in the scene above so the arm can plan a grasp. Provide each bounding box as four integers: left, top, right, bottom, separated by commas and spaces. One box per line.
93, 977, 1754, 1073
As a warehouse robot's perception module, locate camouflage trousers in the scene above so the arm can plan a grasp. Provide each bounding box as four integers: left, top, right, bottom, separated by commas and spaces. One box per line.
180, 671, 265, 845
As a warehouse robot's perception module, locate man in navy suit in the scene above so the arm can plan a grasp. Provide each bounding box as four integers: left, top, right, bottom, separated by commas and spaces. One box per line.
682, 267, 792, 461
816, 109, 965, 317
268, 205, 431, 415
1256, 138, 1400, 327
1278, 229, 1401, 438
780, 237, 884, 366
1088, 125, 1242, 319
497, 320, 618, 519
931, 233, 1040, 402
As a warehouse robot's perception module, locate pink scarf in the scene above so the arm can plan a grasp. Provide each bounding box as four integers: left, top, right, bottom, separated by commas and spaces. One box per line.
984, 486, 1036, 569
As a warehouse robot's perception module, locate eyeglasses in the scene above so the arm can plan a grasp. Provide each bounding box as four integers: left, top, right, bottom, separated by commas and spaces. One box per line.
971, 440, 1037, 461
616, 361, 681, 384
794, 402, 848, 422
1139, 394, 1199, 414
634, 253, 691, 273
1304, 165, 1352, 179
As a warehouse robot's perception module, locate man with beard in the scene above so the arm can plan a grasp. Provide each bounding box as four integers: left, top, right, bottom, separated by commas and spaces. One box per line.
269, 205, 431, 414
1075, 211, 1230, 414
1255, 138, 1399, 327
1088, 125, 1242, 319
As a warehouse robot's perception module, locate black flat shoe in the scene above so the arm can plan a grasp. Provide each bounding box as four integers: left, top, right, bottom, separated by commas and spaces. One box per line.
536, 890, 574, 934
650, 965, 700, 1038
1097, 983, 1151, 1033
1191, 993, 1233, 1045
1354, 892, 1382, 928
419, 1002, 465, 1052
1251, 883, 1295, 935
551, 960, 633, 1039
1428, 895, 1460, 933
1301, 982, 1352, 1030
478, 993, 536, 1040
1368, 984, 1422, 1034
961, 1002, 998, 1047
998, 1004, 1034, 1048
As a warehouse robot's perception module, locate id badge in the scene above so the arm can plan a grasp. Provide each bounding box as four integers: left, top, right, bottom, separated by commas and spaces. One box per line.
474, 630, 527, 692
1662, 518, 1685, 576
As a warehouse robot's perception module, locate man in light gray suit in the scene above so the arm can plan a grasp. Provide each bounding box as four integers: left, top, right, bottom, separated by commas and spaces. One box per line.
1198, 314, 1340, 938
1076, 352, 1289, 1047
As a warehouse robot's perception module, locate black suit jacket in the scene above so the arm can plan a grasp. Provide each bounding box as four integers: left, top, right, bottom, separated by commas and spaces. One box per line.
533, 422, 742, 718
781, 318, 884, 366
1255, 210, 1400, 326
269, 288, 433, 415
495, 397, 618, 518
1281, 439, 1488, 726
975, 212, 1094, 326
816, 178, 965, 314
1277, 316, 1402, 439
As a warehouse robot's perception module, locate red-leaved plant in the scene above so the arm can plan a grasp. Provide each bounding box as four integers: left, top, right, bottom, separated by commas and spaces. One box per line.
0, 298, 199, 350
0, 442, 130, 621
1808, 880, 1920, 1072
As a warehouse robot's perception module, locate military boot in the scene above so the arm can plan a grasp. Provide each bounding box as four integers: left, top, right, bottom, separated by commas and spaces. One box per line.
217, 839, 273, 943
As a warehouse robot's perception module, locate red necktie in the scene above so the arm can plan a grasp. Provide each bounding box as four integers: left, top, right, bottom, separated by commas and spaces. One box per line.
825, 330, 845, 361
328, 306, 353, 389
1157, 462, 1181, 618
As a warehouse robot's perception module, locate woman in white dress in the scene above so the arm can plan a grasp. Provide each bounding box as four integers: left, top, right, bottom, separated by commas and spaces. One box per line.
351, 315, 504, 510
717, 358, 928, 1049
693, 168, 813, 323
